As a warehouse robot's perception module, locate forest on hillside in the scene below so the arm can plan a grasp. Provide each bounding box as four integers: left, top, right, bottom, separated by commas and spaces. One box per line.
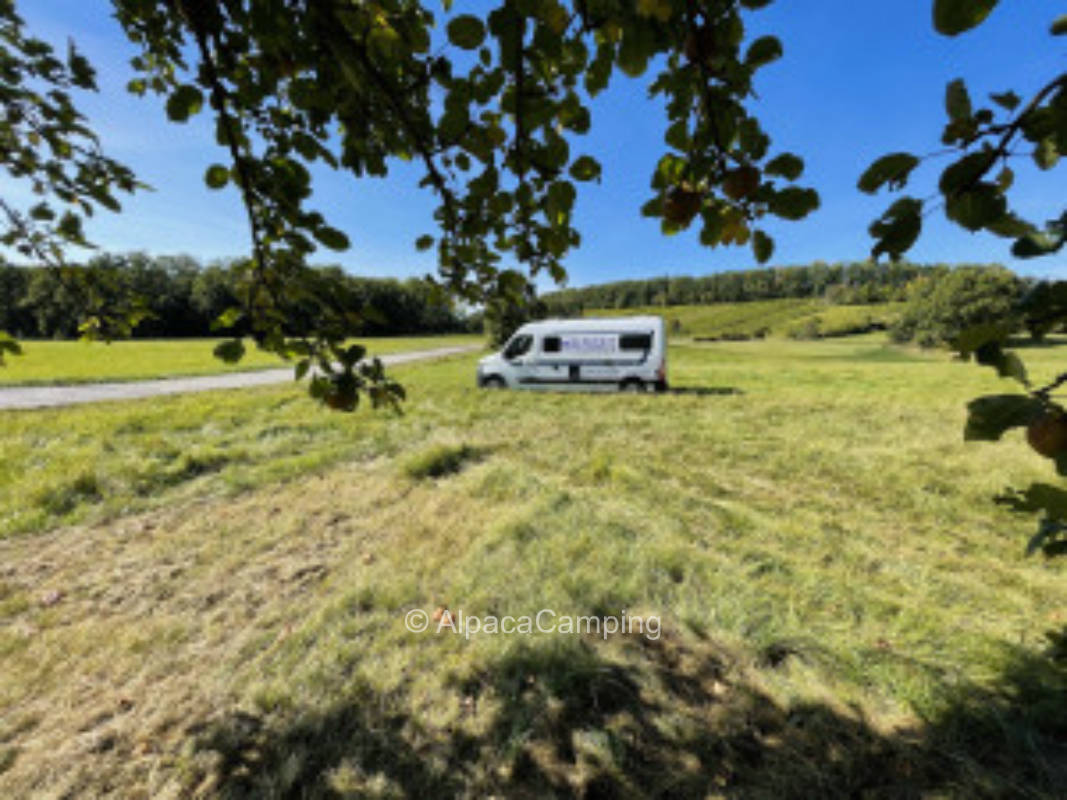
540, 261, 1005, 315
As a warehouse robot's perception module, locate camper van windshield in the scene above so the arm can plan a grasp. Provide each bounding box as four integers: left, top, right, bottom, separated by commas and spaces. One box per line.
503, 335, 533, 360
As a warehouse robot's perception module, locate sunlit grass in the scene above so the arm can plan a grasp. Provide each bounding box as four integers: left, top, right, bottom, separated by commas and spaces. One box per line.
1, 335, 1065, 797
0, 334, 483, 386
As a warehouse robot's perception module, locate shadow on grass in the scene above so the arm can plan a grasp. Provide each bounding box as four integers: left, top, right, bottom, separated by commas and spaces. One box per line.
189, 632, 1067, 798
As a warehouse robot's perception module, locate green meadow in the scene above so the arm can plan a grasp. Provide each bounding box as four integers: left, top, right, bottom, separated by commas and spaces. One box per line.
1, 335, 1065, 797
0, 334, 483, 386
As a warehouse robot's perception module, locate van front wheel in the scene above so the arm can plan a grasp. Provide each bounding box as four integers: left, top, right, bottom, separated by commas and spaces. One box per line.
620, 379, 646, 393
482, 375, 506, 389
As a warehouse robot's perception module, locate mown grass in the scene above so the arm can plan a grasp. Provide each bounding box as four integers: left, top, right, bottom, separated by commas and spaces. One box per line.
1, 336, 1066, 798
0, 334, 483, 386
590, 299, 904, 339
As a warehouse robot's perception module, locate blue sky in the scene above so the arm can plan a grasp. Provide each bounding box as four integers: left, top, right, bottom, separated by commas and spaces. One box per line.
8, 0, 1067, 288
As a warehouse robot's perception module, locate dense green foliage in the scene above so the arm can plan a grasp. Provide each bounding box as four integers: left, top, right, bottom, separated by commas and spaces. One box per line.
542, 261, 991, 315
0, 254, 472, 340
891, 266, 1023, 348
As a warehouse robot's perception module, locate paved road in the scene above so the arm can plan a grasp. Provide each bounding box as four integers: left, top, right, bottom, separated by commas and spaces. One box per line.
0, 344, 481, 411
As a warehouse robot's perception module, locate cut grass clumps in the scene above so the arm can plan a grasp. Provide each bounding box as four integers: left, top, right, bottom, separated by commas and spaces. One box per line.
403, 443, 483, 480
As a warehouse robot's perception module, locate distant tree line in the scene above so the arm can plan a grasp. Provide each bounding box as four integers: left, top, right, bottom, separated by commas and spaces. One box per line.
540, 261, 1006, 315
0, 253, 475, 339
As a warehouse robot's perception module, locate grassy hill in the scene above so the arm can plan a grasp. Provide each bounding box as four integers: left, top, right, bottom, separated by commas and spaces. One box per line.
587, 299, 906, 340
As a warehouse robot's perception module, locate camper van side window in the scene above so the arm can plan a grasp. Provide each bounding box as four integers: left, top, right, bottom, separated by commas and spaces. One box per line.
542, 336, 561, 353
504, 335, 533, 360
620, 333, 652, 351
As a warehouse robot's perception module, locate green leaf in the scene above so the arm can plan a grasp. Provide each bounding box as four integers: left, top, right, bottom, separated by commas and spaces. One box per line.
768, 187, 819, 220
869, 196, 922, 260
858, 152, 920, 194
945, 78, 972, 121
447, 15, 486, 49
348, 344, 367, 363
415, 234, 434, 251
973, 340, 1029, 386
1012, 231, 1064, 258
213, 338, 245, 364
933, 0, 1000, 36
945, 184, 1006, 231
739, 0, 774, 7
295, 359, 311, 381
213, 307, 243, 331
1051, 15, 1067, 35
745, 35, 782, 68
764, 153, 804, 181
204, 164, 229, 189
166, 84, 204, 122
990, 90, 1020, 111
314, 226, 350, 251
986, 212, 1035, 239
569, 155, 601, 182
951, 322, 1010, 355
1033, 138, 1060, 170
751, 230, 774, 263
964, 394, 1042, 442
664, 120, 688, 151
938, 151, 994, 195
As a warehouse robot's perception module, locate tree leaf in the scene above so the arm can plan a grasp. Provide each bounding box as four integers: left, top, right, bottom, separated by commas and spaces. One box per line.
204, 164, 229, 189
1051, 14, 1067, 36
764, 153, 804, 181
314, 225, 350, 251
569, 155, 601, 182
933, 0, 1000, 36
166, 84, 204, 122
213, 338, 245, 364
990, 90, 1020, 111
938, 151, 994, 195
1033, 138, 1060, 170
973, 340, 1029, 386
869, 196, 922, 260
858, 152, 920, 194
447, 15, 486, 50
751, 230, 774, 263
944, 184, 1006, 231
745, 36, 782, 68
964, 394, 1042, 441
768, 187, 819, 220
1013, 231, 1064, 258
945, 78, 972, 121
415, 234, 434, 251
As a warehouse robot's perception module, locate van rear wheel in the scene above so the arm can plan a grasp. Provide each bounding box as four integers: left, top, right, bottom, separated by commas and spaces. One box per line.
620, 379, 646, 393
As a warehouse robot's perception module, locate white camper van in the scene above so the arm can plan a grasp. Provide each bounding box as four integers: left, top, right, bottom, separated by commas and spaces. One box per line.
477, 316, 668, 392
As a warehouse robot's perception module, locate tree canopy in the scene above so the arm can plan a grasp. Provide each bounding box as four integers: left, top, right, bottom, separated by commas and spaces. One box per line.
0, 0, 1065, 407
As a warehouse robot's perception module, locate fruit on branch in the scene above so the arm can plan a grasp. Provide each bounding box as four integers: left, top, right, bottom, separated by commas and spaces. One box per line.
1026, 410, 1067, 458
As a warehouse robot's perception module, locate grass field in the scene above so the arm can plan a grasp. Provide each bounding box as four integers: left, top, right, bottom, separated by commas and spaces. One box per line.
0, 334, 484, 386
589, 299, 905, 339
1, 336, 1066, 797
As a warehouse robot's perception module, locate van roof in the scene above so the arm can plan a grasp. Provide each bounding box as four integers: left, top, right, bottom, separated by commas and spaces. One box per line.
519, 316, 664, 333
